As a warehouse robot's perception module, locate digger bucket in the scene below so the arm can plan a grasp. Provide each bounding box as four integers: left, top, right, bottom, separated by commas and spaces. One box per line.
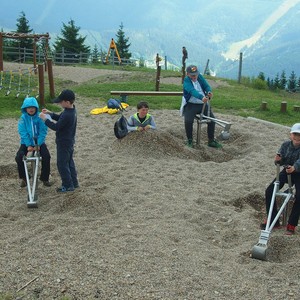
251, 230, 271, 260
23, 142, 41, 208
251, 164, 293, 260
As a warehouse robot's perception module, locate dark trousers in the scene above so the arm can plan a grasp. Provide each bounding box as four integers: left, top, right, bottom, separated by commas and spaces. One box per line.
265, 170, 300, 226
184, 102, 216, 141
15, 144, 51, 181
57, 144, 78, 189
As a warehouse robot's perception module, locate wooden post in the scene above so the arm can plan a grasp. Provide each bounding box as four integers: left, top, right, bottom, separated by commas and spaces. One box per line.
238, 52, 243, 83
182, 47, 187, 83
293, 105, 300, 112
261, 101, 267, 110
38, 64, 45, 107
155, 66, 161, 91
62, 47, 65, 65
203, 59, 210, 75
112, 49, 115, 69
33, 37, 37, 74
44, 36, 49, 71
47, 59, 55, 98
0, 33, 3, 72
281, 101, 287, 113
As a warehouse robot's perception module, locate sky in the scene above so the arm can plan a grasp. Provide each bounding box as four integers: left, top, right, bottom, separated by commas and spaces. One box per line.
1, 0, 300, 78
0, 0, 185, 33
2, 0, 291, 34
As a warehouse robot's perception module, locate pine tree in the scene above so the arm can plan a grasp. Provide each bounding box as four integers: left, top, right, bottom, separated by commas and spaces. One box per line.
54, 19, 90, 63
9, 11, 34, 62
258, 72, 265, 81
287, 71, 297, 92
280, 70, 287, 90
269, 79, 275, 90
91, 44, 99, 63
14, 11, 33, 48
115, 23, 131, 60
273, 73, 280, 90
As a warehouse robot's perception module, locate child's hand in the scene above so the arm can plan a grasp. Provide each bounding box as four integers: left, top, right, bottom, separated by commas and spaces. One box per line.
42, 108, 51, 114
39, 112, 47, 120
274, 153, 281, 162
144, 125, 151, 131
137, 127, 144, 132
285, 165, 295, 174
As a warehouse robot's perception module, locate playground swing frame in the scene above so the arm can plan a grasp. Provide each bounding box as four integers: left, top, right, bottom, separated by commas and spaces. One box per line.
0, 32, 50, 72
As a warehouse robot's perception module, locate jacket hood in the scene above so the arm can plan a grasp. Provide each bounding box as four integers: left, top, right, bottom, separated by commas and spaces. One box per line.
21, 97, 39, 114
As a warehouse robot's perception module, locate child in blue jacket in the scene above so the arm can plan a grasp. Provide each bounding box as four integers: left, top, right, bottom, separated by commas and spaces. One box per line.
15, 97, 52, 187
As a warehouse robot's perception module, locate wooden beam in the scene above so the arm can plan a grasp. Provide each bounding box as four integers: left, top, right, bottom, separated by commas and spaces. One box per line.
1, 32, 50, 39
111, 91, 183, 96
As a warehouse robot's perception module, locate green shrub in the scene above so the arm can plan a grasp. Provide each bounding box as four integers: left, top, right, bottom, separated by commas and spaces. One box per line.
251, 78, 268, 90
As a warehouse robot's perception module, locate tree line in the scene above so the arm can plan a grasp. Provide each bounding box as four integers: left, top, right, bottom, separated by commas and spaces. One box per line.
257, 70, 300, 92
1, 11, 132, 64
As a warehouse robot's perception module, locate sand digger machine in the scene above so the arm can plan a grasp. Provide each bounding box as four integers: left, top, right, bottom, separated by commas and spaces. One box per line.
195, 97, 232, 145
251, 163, 294, 260
22, 138, 41, 208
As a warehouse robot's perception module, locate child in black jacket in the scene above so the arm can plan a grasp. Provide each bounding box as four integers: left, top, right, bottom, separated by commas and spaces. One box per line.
39, 89, 79, 192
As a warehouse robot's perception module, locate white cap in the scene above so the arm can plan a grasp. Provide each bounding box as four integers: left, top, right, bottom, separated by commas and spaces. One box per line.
290, 123, 300, 134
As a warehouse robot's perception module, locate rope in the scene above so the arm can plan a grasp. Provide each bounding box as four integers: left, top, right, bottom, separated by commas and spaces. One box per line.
0, 67, 38, 98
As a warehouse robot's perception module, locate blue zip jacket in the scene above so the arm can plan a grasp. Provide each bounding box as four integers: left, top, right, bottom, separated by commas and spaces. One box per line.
183, 74, 212, 102
18, 97, 48, 147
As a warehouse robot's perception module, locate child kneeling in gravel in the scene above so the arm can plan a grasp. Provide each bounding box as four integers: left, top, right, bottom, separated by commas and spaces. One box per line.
127, 101, 156, 132
261, 123, 300, 235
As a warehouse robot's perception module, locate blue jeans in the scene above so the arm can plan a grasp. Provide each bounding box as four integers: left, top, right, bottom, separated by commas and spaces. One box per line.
56, 144, 78, 189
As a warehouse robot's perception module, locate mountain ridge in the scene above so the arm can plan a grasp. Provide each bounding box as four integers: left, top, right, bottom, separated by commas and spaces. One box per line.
1, 0, 300, 79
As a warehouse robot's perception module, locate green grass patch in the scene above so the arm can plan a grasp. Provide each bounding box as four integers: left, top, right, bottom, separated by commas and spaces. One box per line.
1, 64, 300, 126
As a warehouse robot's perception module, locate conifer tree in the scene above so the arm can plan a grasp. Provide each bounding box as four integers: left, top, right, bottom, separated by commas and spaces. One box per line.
91, 45, 100, 63
268, 79, 275, 90
258, 72, 265, 81
273, 73, 280, 90
54, 19, 90, 63
280, 70, 287, 90
115, 23, 131, 60
8, 12, 34, 61
14, 11, 33, 49
287, 71, 297, 92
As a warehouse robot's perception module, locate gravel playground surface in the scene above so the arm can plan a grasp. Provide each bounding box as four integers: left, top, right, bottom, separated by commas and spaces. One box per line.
1, 63, 300, 299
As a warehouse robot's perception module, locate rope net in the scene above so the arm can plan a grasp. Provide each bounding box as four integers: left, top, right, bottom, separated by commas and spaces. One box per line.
0, 67, 39, 98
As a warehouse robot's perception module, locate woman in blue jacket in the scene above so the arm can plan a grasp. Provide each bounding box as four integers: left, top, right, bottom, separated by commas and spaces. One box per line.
15, 97, 52, 187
